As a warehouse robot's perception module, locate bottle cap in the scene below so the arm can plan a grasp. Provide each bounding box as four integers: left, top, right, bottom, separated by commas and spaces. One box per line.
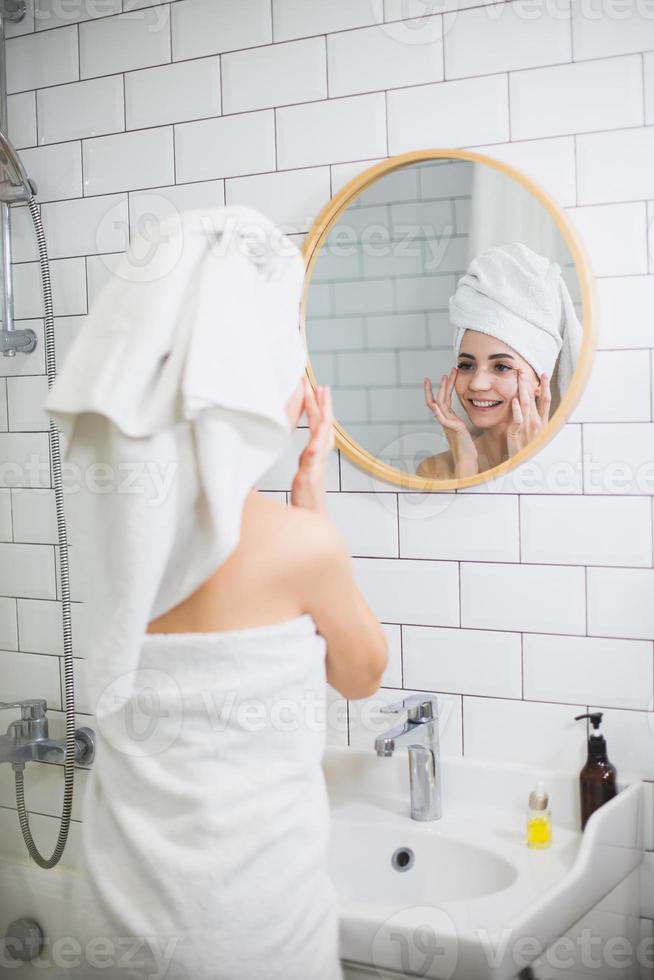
528, 781, 549, 811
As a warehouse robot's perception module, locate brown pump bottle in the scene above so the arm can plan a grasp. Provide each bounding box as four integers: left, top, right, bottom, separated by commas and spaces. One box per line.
574, 712, 617, 830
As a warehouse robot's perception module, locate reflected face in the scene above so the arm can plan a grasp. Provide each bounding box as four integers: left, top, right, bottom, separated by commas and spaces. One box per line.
454, 330, 541, 428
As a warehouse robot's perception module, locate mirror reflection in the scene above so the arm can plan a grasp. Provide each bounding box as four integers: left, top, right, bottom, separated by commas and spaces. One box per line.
304, 157, 584, 480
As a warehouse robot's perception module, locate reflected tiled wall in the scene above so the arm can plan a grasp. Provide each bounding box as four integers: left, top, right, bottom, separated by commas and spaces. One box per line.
0, 0, 653, 913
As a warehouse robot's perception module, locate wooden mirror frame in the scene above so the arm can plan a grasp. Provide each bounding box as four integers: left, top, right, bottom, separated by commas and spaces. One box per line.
300, 149, 597, 491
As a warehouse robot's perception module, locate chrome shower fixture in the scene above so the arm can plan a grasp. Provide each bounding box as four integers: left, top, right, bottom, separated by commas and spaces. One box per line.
1, 1, 26, 22
0, 129, 36, 203
0, 130, 37, 356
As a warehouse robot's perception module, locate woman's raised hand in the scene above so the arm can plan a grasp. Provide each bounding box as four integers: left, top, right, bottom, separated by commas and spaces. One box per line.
290, 377, 335, 514
506, 370, 551, 457
424, 368, 479, 478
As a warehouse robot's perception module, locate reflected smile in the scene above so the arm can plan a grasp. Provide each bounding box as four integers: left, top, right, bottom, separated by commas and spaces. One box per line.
468, 398, 503, 410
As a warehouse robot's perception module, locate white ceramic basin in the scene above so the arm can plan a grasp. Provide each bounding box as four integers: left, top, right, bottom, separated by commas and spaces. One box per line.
323, 745, 644, 980
330, 806, 517, 910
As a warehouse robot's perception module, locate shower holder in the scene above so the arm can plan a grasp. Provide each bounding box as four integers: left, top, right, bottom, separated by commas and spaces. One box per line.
1, 1, 26, 22
0, 325, 36, 356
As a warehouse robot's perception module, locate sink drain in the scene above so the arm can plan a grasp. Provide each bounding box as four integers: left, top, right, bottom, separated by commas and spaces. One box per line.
391, 846, 415, 872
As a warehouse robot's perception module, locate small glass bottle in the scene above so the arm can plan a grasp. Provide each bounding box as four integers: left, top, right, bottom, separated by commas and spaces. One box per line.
526, 781, 552, 849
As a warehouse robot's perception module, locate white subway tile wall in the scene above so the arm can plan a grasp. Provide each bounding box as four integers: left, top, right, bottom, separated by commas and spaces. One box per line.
3, 0, 654, 922
175, 110, 276, 183
7, 91, 37, 148
37, 76, 125, 145
125, 56, 221, 129
326, 20, 444, 97
33, 0, 122, 32
6, 26, 78, 92
222, 37, 326, 114
17, 142, 83, 202
82, 127, 175, 195
508, 56, 644, 141
443, 0, 572, 78
78, 7, 171, 79
568, 201, 648, 276
387, 73, 510, 151
224, 166, 330, 231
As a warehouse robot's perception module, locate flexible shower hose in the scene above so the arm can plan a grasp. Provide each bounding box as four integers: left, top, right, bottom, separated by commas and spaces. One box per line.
12, 196, 77, 868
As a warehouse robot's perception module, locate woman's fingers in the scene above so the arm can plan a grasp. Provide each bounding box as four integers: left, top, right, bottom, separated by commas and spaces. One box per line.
527, 374, 541, 425
445, 367, 457, 410
319, 385, 335, 451
424, 377, 436, 410
315, 386, 334, 448
300, 381, 334, 463
322, 382, 334, 423
538, 373, 551, 425
427, 383, 452, 427
428, 375, 447, 417
426, 373, 464, 430
437, 373, 456, 421
517, 369, 531, 420
432, 400, 459, 430
425, 378, 443, 420
512, 396, 523, 426
303, 377, 320, 433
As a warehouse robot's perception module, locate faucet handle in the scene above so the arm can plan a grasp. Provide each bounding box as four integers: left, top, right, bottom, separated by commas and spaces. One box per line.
0, 700, 47, 721
380, 694, 439, 723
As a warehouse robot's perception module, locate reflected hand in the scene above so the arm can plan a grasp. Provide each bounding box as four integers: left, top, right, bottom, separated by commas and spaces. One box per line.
424, 368, 479, 478
291, 378, 335, 514
506, 370, 551, 457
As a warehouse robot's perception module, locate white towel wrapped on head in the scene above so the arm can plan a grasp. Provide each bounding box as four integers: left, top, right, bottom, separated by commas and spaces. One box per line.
44, 205, 307, 718
450, 242, 583, 402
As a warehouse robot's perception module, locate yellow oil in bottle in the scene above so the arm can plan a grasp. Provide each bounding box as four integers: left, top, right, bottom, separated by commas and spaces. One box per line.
526, 782, 552, 849
527, 814, 552, 849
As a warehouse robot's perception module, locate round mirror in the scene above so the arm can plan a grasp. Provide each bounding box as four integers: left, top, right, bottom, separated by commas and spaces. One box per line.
301, 150, 596, 490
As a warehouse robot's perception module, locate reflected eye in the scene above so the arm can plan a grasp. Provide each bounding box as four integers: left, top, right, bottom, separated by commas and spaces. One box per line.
456, 362, 472, 371
495, 363, 512, 372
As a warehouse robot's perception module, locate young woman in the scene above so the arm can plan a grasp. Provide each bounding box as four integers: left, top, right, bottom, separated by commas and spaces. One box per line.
45, 205, 387, 980
417, 242, 581, 480
417, 328, 551, 478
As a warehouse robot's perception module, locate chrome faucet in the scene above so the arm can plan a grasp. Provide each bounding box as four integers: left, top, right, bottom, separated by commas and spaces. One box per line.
374, 694, 442, 821
0, 700, 95, 770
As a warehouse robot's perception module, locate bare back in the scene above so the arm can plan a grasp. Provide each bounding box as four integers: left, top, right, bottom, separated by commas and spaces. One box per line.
147, 491, 310, 634
146, 491, 389, 700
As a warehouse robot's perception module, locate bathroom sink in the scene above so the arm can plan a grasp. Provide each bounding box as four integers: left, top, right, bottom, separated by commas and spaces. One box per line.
322, 746, 644, 980
329, 808, 517, 910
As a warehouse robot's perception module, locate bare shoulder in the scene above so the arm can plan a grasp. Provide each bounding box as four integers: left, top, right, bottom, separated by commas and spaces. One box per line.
242, 493, 347, 564
416, 450, 454, 479
242, 495, 387, 700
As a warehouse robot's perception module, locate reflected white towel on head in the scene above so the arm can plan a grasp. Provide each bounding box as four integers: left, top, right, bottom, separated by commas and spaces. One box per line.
450, 242, 582, 400
43, 205, 307, 718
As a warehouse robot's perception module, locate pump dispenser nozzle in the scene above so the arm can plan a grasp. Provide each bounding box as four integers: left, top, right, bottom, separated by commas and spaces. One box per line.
574, 712, 604, 730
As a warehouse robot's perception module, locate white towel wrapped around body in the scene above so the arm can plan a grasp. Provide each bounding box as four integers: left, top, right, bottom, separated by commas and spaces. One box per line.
55, 615, 343, 980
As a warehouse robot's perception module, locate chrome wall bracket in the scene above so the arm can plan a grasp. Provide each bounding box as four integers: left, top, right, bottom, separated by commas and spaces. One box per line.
1, 1, 27, 22
1, 325, 37, 356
